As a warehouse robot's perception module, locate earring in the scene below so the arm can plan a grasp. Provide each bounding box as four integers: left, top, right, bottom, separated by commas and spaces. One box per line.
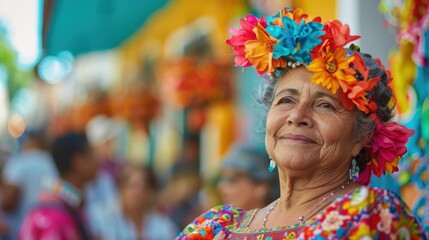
268, 156, 276, 172
349, 158, 359, 181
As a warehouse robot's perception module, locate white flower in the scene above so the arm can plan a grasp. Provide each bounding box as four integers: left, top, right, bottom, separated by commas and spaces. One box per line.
321, 211, 350, 231
377, 208, 392, 233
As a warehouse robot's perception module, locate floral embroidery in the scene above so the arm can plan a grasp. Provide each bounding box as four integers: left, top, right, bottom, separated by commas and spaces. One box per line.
349, 223, 373, 240
320, 211, 350, 231
378, 208, 393, 233
176, 187, 426, 239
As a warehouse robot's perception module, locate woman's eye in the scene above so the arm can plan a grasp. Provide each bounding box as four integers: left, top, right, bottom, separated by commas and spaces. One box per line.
320, 102, 334, 109
277, 97, 293, 104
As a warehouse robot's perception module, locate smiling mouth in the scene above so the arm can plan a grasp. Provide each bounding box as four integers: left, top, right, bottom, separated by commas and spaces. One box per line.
279, 134, 316, 144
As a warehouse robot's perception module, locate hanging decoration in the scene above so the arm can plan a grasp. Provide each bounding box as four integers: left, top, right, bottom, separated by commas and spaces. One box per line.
379, 0, 429, 231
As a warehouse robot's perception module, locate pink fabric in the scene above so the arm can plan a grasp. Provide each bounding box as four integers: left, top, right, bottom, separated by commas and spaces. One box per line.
18, 203, 81, 240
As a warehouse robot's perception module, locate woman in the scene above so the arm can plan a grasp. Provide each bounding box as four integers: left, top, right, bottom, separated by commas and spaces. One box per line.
218, 143, 279, 210
176, 8, 427, 239
90, 165, 178, 240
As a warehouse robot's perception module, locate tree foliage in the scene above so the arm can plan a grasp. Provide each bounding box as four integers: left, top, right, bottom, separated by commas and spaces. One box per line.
0, 20, 31, 101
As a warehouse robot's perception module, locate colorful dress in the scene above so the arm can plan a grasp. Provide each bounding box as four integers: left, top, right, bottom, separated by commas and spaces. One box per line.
176, 186, 427, 239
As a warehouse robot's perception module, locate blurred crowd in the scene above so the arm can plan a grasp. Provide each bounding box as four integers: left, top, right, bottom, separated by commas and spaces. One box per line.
0, 114, 279, 240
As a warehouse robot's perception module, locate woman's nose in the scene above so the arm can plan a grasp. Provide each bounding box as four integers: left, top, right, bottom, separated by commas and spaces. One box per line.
287, 103, 313, 127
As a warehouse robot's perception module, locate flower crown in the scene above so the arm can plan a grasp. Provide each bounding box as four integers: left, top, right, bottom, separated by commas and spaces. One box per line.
226, 8, 414, 184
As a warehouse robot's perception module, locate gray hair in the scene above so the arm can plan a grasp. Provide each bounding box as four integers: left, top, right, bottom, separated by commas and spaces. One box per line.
255, 49, 396, 173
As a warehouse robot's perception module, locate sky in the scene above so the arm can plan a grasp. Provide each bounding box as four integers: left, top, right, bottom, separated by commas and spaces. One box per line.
0, 0, 41, 69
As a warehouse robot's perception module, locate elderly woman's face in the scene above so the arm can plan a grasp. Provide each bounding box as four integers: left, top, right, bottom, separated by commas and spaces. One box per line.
266, 67, 365, 174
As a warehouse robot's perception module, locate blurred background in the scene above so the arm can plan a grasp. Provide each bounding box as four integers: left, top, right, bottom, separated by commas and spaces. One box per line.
0, 0, 428, 238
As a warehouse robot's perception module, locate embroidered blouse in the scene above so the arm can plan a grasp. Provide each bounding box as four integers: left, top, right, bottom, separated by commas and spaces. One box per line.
176, 186, 427, 239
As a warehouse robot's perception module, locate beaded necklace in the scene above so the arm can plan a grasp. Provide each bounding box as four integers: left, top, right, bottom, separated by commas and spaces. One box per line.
262, 180, 350, 229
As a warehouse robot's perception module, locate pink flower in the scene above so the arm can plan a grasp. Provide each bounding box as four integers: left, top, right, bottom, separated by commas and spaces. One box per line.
369, 115, 414, 177
226, 15, 267, 69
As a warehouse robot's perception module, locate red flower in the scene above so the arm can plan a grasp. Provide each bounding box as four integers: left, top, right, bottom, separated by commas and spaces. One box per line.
369, 115, 414, 177
188, 226, 214, 240
312, 20, 360, 58
375, 57, 393, 85
323, 20, 360, 49
226, 15, 267, 69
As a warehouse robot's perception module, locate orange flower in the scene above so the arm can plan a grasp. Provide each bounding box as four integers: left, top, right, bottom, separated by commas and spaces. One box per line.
346, 53, 368, 79
342, 79, 379, 113
306, 47, 356, 94
385, 156, 400, 173
244, 23, 286, 74
375, 57, 393, 84
341, 53, 379, 113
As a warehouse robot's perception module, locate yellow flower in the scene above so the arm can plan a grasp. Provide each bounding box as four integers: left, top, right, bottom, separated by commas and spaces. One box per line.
307, 47, 356, 94
343, 187, 376, 215
394, 214, 425, 239
284, 232, 296, 240
350, 223, 373, 240
244, 23, 286, 74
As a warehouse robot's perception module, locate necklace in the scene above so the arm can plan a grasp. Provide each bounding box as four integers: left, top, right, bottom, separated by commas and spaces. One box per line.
262, 180, 350, 229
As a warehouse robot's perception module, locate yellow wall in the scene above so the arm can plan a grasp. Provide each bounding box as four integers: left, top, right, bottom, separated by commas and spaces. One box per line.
295, 0, 336, 20
119, 0, 337, 82
119, 0, 247, 82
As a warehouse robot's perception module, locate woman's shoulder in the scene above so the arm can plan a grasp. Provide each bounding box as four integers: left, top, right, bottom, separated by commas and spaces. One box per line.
342, 185, 405, 207
332, 185, 412, 215
298, 185, 427, 239
175, 204, 246, 239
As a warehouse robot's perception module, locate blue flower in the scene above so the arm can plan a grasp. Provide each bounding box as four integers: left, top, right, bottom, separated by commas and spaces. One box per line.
266, 16, 324, 65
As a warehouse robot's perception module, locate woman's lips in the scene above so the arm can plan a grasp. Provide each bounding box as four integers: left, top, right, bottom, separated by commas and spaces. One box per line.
279, 134, 316, 144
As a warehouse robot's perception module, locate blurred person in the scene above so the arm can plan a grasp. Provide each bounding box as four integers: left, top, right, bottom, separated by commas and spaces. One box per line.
1, 129, 58, 239
19, 132, 99, 240
84, 115, 124, 234
159, 161, 203, 230
0, 178, 11, 240
85, 114, 124, 181
0, 133, 15, 240
90, 165, 178, 240
217, 143, 279, 210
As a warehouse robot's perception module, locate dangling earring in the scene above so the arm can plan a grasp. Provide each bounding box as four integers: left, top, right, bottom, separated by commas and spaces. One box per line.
349, 158, 359, 181
268, 156, 276, 172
